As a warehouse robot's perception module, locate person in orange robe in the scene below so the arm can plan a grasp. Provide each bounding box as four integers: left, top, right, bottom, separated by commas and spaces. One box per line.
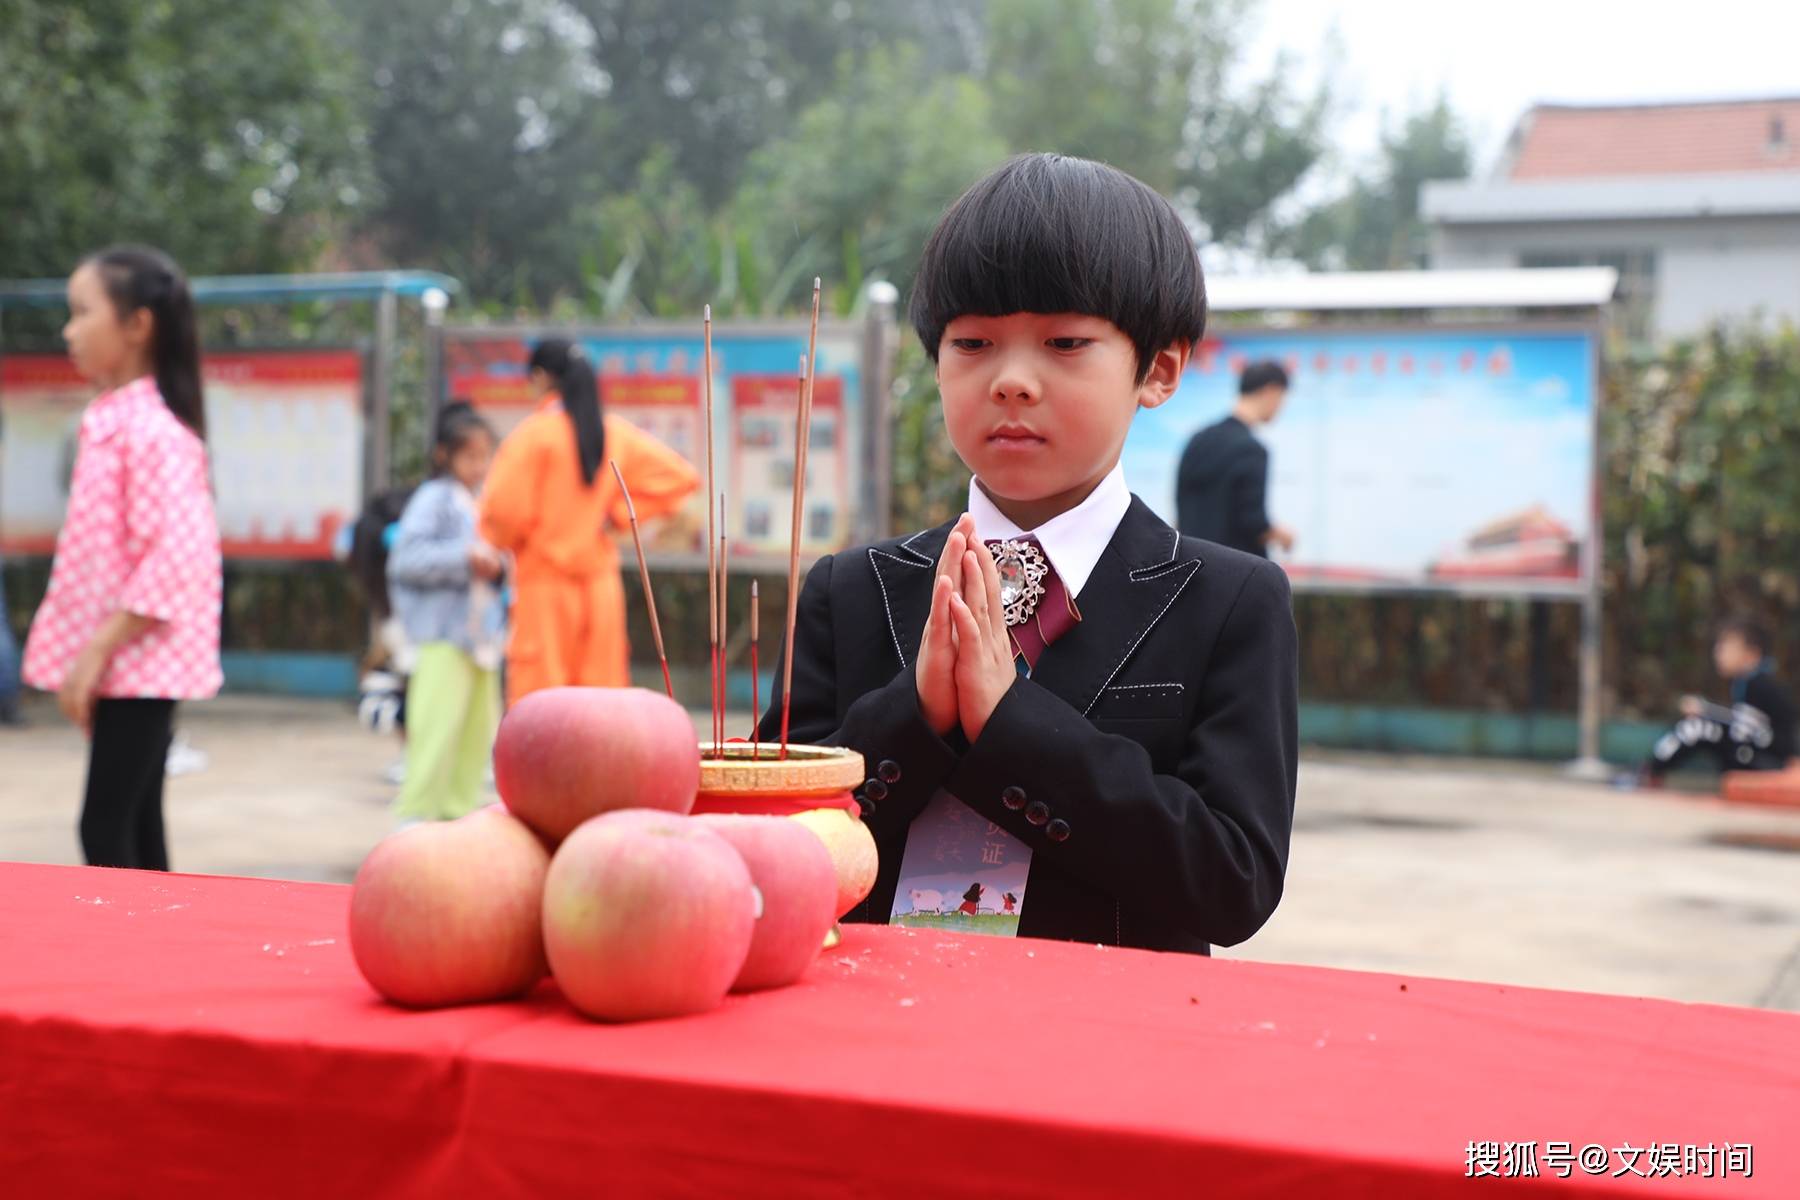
480, 339, 700, 705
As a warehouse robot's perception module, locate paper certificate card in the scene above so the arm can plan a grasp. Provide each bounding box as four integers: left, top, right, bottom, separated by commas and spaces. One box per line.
889, 790, 1029, 936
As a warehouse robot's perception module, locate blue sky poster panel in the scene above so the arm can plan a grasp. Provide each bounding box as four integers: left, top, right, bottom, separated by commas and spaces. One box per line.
1120, 329, 1594, 591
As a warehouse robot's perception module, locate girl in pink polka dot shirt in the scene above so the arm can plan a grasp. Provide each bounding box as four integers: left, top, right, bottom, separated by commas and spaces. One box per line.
22, 246, 221, 872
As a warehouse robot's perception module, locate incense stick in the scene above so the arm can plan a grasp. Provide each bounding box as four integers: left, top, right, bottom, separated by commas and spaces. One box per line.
749, 580, 760, 760
718, 493, 728, 754
610, 459, 673, 701
779, 278, 823, 759
703, 304, 718, 756
778, 354, 807, 758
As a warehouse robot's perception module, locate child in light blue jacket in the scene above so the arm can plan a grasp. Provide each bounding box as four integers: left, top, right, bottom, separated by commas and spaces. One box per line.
387, 407, 506, 820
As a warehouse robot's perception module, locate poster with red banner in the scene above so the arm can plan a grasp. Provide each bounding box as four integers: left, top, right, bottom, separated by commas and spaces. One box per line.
444, 336, 710, 556
598, 373, 705, 556
445, 325, 863, 567
0, 351, 364, 560
729, 373, 847, 558
442, 336, 537, 436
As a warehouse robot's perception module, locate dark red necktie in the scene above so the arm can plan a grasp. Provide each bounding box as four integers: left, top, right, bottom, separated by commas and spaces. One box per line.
988, 536, 1080, 673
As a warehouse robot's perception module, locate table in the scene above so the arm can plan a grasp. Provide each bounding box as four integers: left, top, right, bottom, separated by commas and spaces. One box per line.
1, 861, 1794, 1197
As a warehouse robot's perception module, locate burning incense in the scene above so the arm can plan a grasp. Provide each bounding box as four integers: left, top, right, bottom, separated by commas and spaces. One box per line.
779, 278, 823, 758
749, 580, 761, 759
703, 305, 719, 756
717, 493, 729, 753
610, 459, 673, 701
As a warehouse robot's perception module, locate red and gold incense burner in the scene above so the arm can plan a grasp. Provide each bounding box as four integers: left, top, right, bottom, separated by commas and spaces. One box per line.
693, 742, 866, 947
692, 742, 863, 818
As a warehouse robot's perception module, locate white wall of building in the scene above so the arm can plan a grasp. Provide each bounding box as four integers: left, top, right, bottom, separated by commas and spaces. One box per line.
1430, 215, 1800, 337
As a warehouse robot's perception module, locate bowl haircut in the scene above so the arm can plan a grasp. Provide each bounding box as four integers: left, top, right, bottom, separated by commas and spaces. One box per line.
909, 153, 1207, 384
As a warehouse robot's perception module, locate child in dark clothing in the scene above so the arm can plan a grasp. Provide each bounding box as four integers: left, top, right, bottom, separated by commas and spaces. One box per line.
1641, 615, 1797, 782
760, 154, 1297, 956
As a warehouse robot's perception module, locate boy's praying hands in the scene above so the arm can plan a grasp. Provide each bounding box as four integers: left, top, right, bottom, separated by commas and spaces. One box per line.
916, 512, 1017, 742
947, 533, 1016, 742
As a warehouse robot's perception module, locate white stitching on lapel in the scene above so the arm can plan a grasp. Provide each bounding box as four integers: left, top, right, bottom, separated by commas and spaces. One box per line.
1130, 560, 1195, 583
1103, 682, 1185, 693
1082, 560, 1201, 716
1128, 531, 1190, 581
868, 547, 925, 669
897, 529, 934, 566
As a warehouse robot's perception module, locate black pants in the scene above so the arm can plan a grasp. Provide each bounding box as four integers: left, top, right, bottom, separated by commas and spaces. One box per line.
80, 698, 176, 870
1647, 713, 1785, 777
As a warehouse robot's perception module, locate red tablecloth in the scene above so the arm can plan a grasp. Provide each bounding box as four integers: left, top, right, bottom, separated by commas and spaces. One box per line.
0, 861, 1794, 1198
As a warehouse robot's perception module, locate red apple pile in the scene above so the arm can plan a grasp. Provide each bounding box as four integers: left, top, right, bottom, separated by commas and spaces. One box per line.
348, 686, 857, 1021
349, 804, 551, 1008
493, 686, 700, 841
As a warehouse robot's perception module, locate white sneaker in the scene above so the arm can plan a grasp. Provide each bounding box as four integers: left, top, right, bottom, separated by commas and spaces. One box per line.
383, 758, 407, 785
166, 735, 210, 777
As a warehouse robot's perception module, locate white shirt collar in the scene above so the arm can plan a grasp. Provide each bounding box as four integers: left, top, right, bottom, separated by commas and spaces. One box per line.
966, 462, 1131, 599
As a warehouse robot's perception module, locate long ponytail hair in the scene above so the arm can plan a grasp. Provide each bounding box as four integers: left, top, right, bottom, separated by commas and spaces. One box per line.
87, 245, 206, 439
528, 338, 604, 485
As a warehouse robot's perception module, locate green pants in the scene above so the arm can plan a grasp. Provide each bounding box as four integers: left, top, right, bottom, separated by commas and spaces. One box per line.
395, 643, 501, 821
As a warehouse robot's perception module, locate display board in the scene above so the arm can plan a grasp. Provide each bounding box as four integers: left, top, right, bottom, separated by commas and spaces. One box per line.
0, 351, 364, 560
444, 324, 863, 565
1122, 326, 1598, 596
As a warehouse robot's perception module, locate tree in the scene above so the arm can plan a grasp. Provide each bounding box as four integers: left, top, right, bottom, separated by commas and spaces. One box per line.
1286, 94, 1472, 270
341, 0, 970, 305
340, 0, 615, 304
731, 44, 1010, 310
983, 0, 1328, 248
570, 0, 976, 207
570, 0, 1331, 319
0, 0, 368, 280
1604, 323, 1800, 714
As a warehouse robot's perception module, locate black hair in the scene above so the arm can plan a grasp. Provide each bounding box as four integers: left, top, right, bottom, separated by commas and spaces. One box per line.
84, 245, 206, 439
348, 484, 415, 621
528, 338, 604, 485
1717, 613, 1772, 655
908, 153, 1206, 383
1238, 360, 1290, 396
431, 400, 494, 475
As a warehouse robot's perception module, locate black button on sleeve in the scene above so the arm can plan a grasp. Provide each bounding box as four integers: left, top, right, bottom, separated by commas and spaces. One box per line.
877, 759, 902, 784
1045, 818, 1071, 842
1001, 785, 1027, 811
863, 778, 889, 802
1025, 800, 1050, 826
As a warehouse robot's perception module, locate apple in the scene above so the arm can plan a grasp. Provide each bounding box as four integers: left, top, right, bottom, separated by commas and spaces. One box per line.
789, 807, 879, 919
494, 687, 700, 843
542, 809, 756, 1021
349, 808, 550, 1008
692, 814, 837, 991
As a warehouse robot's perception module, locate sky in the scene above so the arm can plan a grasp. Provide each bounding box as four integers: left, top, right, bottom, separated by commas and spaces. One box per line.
1246, 0, 1800, 178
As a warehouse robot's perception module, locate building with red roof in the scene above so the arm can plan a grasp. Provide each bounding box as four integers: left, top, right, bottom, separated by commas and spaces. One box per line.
1423, 97, 1800, 339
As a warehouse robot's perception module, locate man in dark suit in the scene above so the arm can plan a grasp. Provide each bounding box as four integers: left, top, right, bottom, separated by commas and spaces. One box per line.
1176, 360, 1294, 557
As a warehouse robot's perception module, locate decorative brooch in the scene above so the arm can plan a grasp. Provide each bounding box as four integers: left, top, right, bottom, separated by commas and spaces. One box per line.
987, 539, 1049, 627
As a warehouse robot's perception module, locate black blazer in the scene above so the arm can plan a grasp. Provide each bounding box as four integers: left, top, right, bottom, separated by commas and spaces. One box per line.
759, 496, 1298, 955
1176, 416, 1270, 557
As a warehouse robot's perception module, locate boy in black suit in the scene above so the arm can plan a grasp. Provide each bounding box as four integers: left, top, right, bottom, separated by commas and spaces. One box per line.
761, 154, 1298, 955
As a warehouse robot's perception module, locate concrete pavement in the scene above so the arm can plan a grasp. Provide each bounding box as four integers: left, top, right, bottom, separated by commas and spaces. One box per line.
4, 694, 1796, 1012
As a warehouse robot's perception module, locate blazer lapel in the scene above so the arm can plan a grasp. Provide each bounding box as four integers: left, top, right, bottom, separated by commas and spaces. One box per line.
867, 521, 951, 670
1031, 497, 1203, 716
